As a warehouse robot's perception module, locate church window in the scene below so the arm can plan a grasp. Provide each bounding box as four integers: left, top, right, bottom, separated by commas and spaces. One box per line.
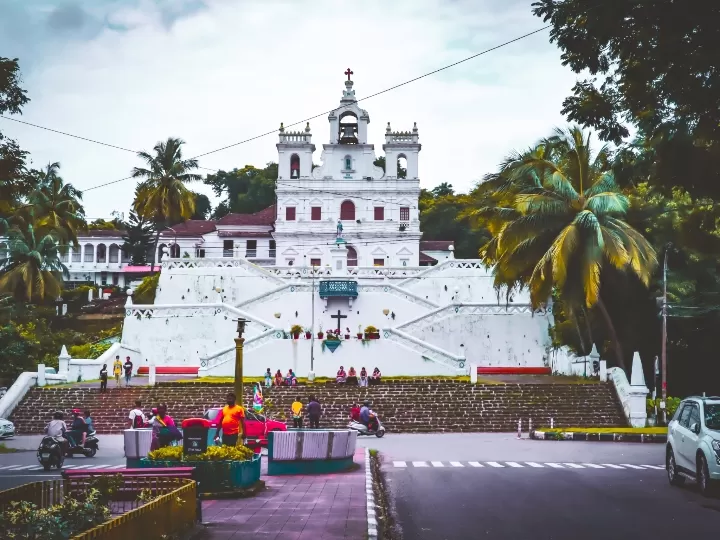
310, 258, 321, 267
347, 246, 358, 267
223, 240, 233, 258
246, 240, 257, 258
374, 207, 384, 221
269, 240, 276, 258
290, 154, 300, 179
286, 207, 296, 220
340, 200, 355, 220
400, 207, 410, 221
343, 156, 352, 170
311, 206, 322, 220
397, 155, 408, 179
373, 258, 385, 267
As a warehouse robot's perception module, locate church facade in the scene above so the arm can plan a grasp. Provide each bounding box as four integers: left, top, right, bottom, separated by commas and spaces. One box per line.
112, 74, 581, 379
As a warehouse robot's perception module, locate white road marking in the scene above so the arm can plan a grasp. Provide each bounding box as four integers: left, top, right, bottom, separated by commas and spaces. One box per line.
70, 465, 93, 470
468, 461, 483, 467
642, 465, 665, 470
412, 461, 428, 467
450, 461, 464, 467
0, 465, 19, 470
563, 463, 585, 469
620, 464, 646, 469
525, 462, 544, 468
107, 465, 126, 469
87, 464, 113, 469
486, 462, 504, 468
582, 463, 605, 469
544, 463, 565, 469
601, 464, 625, 469
393, 461, 407, 468
431, 461, 444, 467
506, 462, 524, 468
12, 465, 37, 470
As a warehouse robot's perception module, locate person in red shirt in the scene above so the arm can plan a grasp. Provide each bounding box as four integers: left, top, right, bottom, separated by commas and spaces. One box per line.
350, 403, 360, 422
213, 392, 246, 447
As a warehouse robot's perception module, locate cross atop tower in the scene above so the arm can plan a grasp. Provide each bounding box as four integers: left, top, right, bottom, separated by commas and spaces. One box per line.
344, 68, 353, 81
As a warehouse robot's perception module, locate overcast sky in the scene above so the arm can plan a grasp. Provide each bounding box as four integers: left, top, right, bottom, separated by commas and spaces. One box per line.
1, 0, 579, 219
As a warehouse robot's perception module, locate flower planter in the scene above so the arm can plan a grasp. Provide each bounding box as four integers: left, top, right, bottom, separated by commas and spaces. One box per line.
357, 333, 363, 339
344, 334, 350, 340
139, 453, 261, 494
323, 340, 341, 353
318, 332, 324, 339
364, 333, 380, 340
292, 333, 300, 340
305, 332, 312, 339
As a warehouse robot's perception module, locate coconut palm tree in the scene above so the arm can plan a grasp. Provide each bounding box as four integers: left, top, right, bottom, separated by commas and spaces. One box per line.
131, 138, 201, 271
25, 162, 86, 246
474, 126, 658, 371
0, 223, 68, 302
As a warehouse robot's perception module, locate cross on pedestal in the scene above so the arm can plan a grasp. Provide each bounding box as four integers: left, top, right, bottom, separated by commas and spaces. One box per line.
344, 68, 353, 81
331, 310, 347, 333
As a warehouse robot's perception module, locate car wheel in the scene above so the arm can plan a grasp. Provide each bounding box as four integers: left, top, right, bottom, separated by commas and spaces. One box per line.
697, 454, 716, 497
667, 448, 685, 486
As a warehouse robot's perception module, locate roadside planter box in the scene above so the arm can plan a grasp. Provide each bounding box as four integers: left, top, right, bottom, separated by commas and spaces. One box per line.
123, 428, 153, 468
267, 429, 357, 475
138, 453, 261, 494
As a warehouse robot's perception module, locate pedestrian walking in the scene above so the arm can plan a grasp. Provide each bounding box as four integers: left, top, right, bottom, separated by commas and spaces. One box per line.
128, 400, 145, 429
291, 397, 303, 428
307, 395, 321, 429
112, 356, 122, 387
99, 364, 108, 392
213, 392, 246, 447
123, 356, 133, 386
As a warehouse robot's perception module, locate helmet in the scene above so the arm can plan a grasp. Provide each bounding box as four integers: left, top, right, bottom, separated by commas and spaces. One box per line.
71, 408, 82, 415
363, 400, 370, 407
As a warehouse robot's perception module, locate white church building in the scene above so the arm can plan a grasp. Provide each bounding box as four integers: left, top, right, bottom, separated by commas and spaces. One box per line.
71, 74, 583, 379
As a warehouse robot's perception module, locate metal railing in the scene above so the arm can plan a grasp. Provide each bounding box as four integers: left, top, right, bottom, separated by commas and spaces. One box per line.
0, 479, 64, 512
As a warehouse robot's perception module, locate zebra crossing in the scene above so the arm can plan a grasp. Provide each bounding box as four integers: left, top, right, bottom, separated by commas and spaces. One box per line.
0, 463, 125, 472
391, 460, 665, 471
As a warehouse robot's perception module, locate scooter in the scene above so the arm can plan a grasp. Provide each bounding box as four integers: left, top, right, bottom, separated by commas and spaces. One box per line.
65, 430, 100, 458
348, 413, 386, 438
37, 435, 65, 470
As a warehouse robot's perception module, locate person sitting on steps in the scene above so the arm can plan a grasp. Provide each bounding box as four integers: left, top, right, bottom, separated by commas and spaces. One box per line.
346, 367, 358, 385
336, 366, 347, 384
274, 369, 283, 387
370, 367, 382, 386
359, 367, 368, 387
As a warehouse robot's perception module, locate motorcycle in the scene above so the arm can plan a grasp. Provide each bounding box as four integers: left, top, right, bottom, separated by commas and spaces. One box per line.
65, 430, 99, 458
37, 435, 65, 470
348, 412, 386, 438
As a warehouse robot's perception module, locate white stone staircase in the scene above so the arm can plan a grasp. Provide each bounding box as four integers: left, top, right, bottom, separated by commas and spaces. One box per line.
381, 327, 466, 372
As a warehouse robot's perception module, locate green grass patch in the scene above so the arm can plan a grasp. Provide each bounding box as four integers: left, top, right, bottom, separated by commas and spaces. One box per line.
176, 375, 483, 385
537, 427, 668, 434
0, 443, 18, 454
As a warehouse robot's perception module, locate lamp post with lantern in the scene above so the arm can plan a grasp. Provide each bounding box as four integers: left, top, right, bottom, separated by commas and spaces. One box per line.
233, 318, 249, 403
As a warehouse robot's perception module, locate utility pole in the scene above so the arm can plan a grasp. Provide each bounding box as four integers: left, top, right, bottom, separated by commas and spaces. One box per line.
661, 244, 670, 423
233, 318, 248, 406
309, 263, 316, 380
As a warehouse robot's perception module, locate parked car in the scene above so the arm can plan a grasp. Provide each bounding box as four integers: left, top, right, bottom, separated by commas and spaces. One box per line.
666, 395, 720, 496
203, 407, 286, 446
0, 418, 16, 439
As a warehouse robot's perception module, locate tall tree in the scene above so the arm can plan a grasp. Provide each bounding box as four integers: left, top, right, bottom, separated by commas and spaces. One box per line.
131, 138, 201, 271
122, 211, 155, 266
472, 126, 657, 372
24, 162, 86, 246
205, 163, 276, 218
0, 223, 67, 302
190, 192, 212, 220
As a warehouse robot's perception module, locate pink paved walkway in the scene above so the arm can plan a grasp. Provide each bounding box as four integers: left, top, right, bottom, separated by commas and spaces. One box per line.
198, 451, 367, 539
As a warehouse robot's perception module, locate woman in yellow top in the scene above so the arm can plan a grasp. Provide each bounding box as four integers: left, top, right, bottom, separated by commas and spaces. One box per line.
112, 356, 122, 387
291, 397, 303, 429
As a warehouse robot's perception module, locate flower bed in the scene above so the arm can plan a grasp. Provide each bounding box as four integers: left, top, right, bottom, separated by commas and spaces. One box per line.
140, 445, 261, 494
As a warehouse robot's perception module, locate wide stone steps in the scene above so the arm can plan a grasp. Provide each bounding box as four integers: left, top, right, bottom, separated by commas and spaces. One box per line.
10, 381, 626, 433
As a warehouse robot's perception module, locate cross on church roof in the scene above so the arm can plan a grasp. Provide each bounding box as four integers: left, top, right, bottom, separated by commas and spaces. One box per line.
344, 68, 353, 81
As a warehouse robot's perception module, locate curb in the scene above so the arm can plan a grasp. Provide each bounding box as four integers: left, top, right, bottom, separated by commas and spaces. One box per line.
365, 447, 378, 540
530, 430, 667, 444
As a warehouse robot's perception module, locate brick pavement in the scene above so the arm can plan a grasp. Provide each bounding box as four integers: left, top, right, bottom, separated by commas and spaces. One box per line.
197, 450, 368, 540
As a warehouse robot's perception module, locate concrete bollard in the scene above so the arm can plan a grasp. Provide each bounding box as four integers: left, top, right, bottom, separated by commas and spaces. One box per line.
517, 418, 522, 439
529, 418, 533, 435
550, 417, 554, 429
470, 363, 478, 384
37, 364, 47, 387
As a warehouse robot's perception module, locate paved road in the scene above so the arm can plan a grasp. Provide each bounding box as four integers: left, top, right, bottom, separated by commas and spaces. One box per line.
358, 433, 720, 540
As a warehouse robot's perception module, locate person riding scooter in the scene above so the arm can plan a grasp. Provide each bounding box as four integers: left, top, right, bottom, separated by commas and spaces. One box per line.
45, 411, 69, 454
66, 409, 88, 449
359, 401, 379, 431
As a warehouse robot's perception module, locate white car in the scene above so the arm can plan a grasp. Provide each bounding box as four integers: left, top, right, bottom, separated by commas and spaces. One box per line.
0, 418, 15, 439
666, 396, 720, 496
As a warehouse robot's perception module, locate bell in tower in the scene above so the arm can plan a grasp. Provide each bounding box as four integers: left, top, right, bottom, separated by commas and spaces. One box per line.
338, 112, 359, 144
290, 154, 300, 179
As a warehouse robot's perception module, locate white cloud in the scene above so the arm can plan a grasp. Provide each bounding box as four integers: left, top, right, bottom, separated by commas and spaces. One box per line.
2, 0, 578, 217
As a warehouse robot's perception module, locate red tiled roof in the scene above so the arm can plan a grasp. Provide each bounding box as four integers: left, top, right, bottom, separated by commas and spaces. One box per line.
160, 220, 217, 237
420, 240, 454, 251
419, 252, 437, 263
216, 205, 276, 226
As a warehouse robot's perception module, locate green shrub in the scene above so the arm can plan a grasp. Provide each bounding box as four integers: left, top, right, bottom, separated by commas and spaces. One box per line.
646, 397, 681, 418
69, 341, 112, 360
134, 274, 159, 304
147, 444, 254, 462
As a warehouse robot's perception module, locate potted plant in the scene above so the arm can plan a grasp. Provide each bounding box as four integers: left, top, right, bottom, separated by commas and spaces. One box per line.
345, 327, 351, 340
305, 328, 312, 339
317, 324, 324, 339
364, 325, 379, 339
322, 330, 341, 352
290, 324, 303, 339
357, 324, 363, 339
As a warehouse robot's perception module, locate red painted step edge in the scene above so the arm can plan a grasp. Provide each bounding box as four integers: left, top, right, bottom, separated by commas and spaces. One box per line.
477, 366, 552, 375
136, 366, 199, 375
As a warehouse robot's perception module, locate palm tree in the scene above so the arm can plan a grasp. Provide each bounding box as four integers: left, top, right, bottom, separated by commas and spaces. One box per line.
122, 210, 155, 266
474, 126, 657, 371
131, 138, 201, 271
0, 223, 68, 302
25, 162, 86, 246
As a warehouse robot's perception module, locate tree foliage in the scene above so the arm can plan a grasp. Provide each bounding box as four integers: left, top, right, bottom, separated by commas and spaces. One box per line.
121, 210, 154, 266
205, 163, 277, 219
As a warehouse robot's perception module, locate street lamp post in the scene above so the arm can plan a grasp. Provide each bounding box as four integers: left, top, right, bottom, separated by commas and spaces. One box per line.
234, 318, 249, 405
661, 243, 671, 424
309, 263, 316, 381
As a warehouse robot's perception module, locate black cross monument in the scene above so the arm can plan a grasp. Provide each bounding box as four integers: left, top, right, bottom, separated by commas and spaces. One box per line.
331, 310, 347, 333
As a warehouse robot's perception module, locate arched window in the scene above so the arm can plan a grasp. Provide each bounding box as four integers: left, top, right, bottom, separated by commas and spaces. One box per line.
158, 243, 167, 262
343, 155, 352, 171
71, 246, 81, 263
340, 200, 355, 221
397, 154, 408, 179
84, 244, 94, 263
109, 244, 120, 263
170, 244, 180, 258
96, 244, 107, 263
347, 246, 358, 267
339, 112, 358, 144
290, 154, 300, 179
